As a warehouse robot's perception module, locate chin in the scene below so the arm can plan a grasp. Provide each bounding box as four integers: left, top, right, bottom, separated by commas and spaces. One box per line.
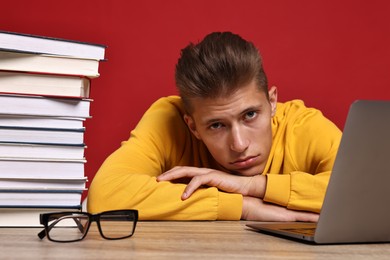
240, 171, 260, 177
222, 164, 263, 176
241, 164, 266, 176
232, 168, 260, 177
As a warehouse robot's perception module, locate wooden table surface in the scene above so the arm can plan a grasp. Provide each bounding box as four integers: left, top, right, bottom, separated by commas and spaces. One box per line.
1, 221, 389, 259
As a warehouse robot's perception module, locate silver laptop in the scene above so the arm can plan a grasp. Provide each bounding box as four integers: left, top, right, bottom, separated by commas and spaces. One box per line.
246, 100, 390, 244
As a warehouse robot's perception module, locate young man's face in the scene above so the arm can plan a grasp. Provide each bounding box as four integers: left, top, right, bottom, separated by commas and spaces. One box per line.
184, 81, 277, 176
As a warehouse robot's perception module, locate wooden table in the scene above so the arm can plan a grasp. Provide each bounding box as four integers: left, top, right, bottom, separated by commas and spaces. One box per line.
1, 221, 389, 259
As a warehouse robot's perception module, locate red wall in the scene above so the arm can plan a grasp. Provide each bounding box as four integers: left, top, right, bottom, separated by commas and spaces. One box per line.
2, 0, 390, 188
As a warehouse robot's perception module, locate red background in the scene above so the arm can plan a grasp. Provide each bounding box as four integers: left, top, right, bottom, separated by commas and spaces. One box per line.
2, 0, 390, 193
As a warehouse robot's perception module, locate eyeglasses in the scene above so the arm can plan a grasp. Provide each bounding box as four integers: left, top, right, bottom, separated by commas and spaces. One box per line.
38, 209, 138, 242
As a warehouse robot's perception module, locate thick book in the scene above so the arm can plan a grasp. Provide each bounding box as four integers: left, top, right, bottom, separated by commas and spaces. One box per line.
0, 94, 91, 118
0, 206, 81, 227
0, 70, 90, 98
0, 178, 87, 190
0, 30, 106, 60
0, 115, 85, 129
0, 126, 85, 145
0, 158, 86, 179
0, 142, 85, 160
0, 189, 83, 207
0, 50, 101, 78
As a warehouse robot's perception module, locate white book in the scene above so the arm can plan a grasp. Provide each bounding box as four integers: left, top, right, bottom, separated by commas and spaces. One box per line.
0, 178, 87, 190
0, 158, 86, 179
0, 94, 91, 118
0, 126, 85, 145
0, 207, 81, 227
0, 70, 90, 98
0, 115, 85, 129
0, 190, 83, 207
0, 30, 106, 60
0, 50, 100, 78
0, 142, 85, 160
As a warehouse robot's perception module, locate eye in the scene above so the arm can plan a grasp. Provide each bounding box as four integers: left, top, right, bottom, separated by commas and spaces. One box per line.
244, 111, 258, 120
209, 122, 223, 130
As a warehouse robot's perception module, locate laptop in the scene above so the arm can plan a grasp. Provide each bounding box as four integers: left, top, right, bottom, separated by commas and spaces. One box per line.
246, 100, 390, 244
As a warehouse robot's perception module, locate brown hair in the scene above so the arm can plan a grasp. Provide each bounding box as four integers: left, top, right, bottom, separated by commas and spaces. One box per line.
175, 32, 268, 113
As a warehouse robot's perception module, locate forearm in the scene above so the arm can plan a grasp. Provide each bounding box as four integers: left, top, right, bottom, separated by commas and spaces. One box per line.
241, 196, 319, 222
242, 173, 322, 221
88, 167, 242, 220
264, 171, 330, 213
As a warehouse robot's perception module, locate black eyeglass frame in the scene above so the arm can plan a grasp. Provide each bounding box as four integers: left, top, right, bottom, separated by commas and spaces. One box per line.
38, 209, 138, 242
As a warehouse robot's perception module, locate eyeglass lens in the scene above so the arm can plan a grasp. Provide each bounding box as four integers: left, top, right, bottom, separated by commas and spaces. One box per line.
48, 214, 89, 242
99, 211, 136, 239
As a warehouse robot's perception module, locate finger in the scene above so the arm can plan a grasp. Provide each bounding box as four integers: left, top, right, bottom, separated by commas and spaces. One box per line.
181, 175, 207, 200
181, 175, 215, 200
157, 167, 188, 181
157, 166, 208, 181
297, 212, 319, 222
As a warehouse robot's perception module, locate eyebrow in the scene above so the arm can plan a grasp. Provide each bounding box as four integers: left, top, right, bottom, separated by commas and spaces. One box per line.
241, 106, 262, 115
202, 105, 263, 126
203, 117, 221, 126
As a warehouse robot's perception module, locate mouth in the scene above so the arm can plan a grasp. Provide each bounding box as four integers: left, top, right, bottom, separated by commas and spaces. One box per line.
230, 155, 259, 169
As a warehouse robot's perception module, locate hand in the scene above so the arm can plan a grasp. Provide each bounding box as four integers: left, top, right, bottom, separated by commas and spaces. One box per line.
242, 196, 319, 222
157, 166, 266, 200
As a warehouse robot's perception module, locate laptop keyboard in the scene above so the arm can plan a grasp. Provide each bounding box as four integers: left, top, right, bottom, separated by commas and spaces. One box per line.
283, 228, 316, 236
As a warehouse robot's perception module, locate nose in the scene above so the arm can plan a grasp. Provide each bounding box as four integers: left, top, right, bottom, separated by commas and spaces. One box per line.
229, 124, 249, 153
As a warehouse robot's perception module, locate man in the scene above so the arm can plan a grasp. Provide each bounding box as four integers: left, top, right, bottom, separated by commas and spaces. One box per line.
88, 32, 341, 221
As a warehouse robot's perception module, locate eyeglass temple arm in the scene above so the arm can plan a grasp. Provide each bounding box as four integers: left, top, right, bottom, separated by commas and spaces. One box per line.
37, 228, 47, 239
37, 217, 85, 240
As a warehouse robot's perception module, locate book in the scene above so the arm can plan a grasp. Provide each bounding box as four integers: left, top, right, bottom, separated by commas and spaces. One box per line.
0, 142, 85, 160
0, 190, 83, 207
0, 94, 91, 118
0, 178, 87, 190
0, 70, 90, 98
0, 206, 81, 227
0, 30, 106, 60
0, 158, 86, 179
0, 126, 85, 145
0, 50, 100, 78
0, 115, 85, 129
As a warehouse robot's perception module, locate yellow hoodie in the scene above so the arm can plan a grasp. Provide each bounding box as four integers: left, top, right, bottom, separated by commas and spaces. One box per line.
88, 96, 341, 220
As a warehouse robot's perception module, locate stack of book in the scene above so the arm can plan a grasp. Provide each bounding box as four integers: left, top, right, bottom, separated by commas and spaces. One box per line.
0, 30, 106, 226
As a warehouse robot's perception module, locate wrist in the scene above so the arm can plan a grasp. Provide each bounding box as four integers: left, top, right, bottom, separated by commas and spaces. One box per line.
241, 196, 262, 220
241, 196, 252, 220
247, 174, 266, 198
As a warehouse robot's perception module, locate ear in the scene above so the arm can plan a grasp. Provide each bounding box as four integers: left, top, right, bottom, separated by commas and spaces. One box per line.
268, 86, 278, 117
184, 114, 201, 140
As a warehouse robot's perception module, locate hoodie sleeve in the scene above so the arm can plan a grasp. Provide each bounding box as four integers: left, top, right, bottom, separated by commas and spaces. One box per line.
263, 100, 342, 213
